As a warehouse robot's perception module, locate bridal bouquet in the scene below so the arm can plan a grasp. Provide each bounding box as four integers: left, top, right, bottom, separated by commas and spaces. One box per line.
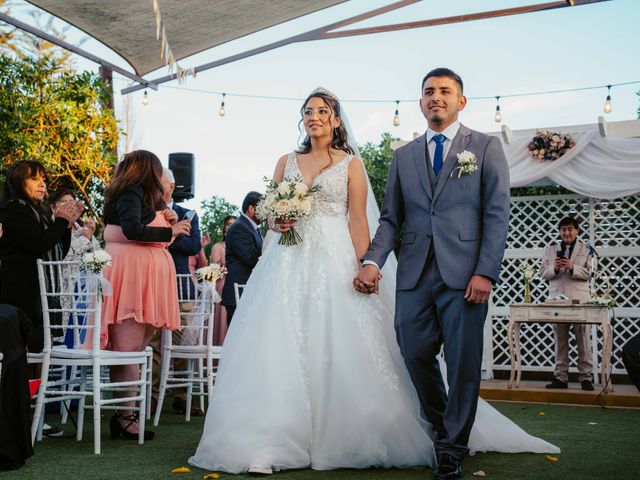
256, 176, 320, 246
80, 249, 111, 274
195, 263, 227, 284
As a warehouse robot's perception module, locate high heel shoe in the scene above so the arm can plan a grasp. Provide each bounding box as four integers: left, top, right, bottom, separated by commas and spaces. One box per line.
109, 412, 155, 440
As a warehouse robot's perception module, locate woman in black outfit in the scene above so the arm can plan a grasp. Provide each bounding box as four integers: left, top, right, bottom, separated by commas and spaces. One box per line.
0, 160, 82, 352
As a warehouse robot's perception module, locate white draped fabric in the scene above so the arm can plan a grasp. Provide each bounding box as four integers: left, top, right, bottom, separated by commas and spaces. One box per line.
501, 130, 640, 199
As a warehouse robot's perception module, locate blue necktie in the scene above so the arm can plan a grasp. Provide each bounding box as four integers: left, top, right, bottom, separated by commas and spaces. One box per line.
433, 133, 446, 176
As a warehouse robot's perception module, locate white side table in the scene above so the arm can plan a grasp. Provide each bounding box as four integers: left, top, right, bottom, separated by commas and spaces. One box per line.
507, 303, 613, 392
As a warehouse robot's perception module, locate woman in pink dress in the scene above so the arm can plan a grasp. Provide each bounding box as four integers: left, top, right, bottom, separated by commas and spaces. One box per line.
210, 215, 236, 345
102, 150, 192, 439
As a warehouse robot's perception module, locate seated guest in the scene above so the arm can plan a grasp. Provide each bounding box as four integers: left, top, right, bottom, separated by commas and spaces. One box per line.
221, 192, 262, 325
0, 304, 33, 471
48, 189, 101, 348
539, 216, 595, 391
102, 151, 191, 439
622, 333, 640, 393
48, 189, 101, 262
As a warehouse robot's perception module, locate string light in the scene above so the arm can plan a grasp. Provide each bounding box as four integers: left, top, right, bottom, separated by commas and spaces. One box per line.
218, 93, 226, 117
142, 90, 149, 106
392, 100, 400, 127
603, 85, 612, 114
494, 96, 502, 123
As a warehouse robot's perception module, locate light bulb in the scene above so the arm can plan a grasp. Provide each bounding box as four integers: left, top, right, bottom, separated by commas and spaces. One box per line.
218, 93, 226, 117
603, 86, 612, 114
494, 105, 502, 123
392, 101, 400, 127
142, 90, 149, 106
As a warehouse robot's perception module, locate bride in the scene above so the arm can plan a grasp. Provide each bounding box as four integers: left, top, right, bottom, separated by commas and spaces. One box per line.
188, 88, 559, 474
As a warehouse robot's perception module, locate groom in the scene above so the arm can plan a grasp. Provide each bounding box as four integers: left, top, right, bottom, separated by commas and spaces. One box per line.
356, 68, 510, 479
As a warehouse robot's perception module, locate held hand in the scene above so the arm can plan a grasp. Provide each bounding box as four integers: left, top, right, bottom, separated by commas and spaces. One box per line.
464, 275, 492, 304
54, 202, 82, 225
271, 218, 296, 233
353, 264, 382, 295
163, 208, 178, 225
171, 219, 191, 237
559, 257, 573, 270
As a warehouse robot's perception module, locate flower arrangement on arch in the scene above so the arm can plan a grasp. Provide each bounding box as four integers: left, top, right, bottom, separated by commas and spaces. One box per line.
256, 176, 321, 246
527, 130, 575, 161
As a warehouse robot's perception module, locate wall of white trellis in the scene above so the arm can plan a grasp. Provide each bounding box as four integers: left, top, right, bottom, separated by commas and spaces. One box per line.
484, 193, 640, 380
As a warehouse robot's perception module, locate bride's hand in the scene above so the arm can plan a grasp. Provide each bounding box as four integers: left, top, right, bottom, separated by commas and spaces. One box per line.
270, 218, 296, 233
353, 264, 381, 295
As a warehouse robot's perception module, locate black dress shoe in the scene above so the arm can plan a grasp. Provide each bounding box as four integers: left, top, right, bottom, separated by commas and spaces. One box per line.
581, 380, 595, 391
172, 396, 204, 416
434, 453, 462, 480
545, 378, 568, 389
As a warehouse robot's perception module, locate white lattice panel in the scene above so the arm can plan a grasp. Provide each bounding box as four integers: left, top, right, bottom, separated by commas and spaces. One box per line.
487, 194, 640, 377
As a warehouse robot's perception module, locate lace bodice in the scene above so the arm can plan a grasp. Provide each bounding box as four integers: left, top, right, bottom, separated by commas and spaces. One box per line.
284, 152, 353, 218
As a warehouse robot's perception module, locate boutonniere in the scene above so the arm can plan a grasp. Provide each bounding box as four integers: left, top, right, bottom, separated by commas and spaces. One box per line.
451, 150, 478, 178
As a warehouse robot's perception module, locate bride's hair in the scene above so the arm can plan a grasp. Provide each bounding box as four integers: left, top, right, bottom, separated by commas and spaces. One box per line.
296, 91, 355, 167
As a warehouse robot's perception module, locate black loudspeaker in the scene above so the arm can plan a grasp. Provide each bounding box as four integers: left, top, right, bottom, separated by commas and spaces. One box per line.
168, 152, 195, 201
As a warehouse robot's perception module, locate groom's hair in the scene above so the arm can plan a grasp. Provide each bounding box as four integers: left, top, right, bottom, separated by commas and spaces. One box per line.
421, 68, 464, 94
242, 191, 262, 213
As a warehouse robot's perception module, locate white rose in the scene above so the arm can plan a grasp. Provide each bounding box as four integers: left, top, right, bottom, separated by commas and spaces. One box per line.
275, 199, 291, 216
277, 182, 290, 196
524, 270, 533, 279
457, 150, 476, 163
299, 198, 312, 214
294, 182, 308, 197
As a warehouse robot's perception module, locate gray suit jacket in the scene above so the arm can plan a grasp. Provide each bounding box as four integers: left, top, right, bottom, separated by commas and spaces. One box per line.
539, 240, 592, 302
364, 124, 510, 290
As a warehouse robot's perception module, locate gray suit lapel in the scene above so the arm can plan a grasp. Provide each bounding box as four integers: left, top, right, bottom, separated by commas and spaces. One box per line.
432, 125, 472, 204
412, 134, 432, 199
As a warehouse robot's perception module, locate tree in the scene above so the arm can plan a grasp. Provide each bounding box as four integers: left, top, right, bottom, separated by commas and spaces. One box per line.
200, 195, 239, 256
359, 132, 400, 207
0, 56, 119, 218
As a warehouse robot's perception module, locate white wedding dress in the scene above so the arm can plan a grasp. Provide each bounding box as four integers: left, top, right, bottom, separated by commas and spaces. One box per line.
188, 153, 559, 473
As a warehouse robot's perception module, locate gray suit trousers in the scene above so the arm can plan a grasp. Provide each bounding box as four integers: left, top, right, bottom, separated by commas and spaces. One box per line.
395, 256, 487, 460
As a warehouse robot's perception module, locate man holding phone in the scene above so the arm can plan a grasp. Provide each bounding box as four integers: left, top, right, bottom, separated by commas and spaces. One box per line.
539, 216, 595, 391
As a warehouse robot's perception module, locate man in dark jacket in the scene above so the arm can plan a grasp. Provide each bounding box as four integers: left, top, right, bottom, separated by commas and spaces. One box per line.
221, 191, 263, 324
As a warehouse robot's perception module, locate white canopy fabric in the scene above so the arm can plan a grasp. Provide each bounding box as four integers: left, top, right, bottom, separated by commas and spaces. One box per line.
25, 0, 346, 75
500, 130, 640, 199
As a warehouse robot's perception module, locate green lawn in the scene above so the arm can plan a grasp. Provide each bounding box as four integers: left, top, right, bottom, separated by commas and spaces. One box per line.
5, 402, 640, 480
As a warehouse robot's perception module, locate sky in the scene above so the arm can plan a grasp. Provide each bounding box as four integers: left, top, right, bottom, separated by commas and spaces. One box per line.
6, 0, 640, 213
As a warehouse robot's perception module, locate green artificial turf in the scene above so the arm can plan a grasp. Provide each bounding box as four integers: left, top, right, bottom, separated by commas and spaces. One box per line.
4, 402, 639, 480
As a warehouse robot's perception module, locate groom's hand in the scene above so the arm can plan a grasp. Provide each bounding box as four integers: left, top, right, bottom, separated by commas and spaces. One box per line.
353, 264, 382, 295
464, 275, 492, 304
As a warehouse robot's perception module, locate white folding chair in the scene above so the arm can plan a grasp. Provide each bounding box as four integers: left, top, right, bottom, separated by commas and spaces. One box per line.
154, 274, 221, 426
233, 283, 245, 304
30, 259, 152, 454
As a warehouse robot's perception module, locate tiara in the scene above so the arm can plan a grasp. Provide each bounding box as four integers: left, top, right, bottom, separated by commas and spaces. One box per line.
310, 87, 339, 102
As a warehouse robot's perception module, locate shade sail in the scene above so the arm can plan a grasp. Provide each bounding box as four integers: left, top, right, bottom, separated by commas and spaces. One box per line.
26, 0, 346, 75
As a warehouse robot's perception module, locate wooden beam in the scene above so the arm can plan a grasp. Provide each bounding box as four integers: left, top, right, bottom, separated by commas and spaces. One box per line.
121, 0, 420, 94
318, 0, 611, 39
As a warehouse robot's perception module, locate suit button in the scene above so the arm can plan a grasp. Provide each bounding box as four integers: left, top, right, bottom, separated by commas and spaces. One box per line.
431, 211, 436, 216
426, 233, 432, 239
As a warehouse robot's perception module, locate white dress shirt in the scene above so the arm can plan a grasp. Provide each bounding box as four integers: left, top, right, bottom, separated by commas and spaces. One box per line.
242, 213, 259, 231
425, 121, 461, 168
